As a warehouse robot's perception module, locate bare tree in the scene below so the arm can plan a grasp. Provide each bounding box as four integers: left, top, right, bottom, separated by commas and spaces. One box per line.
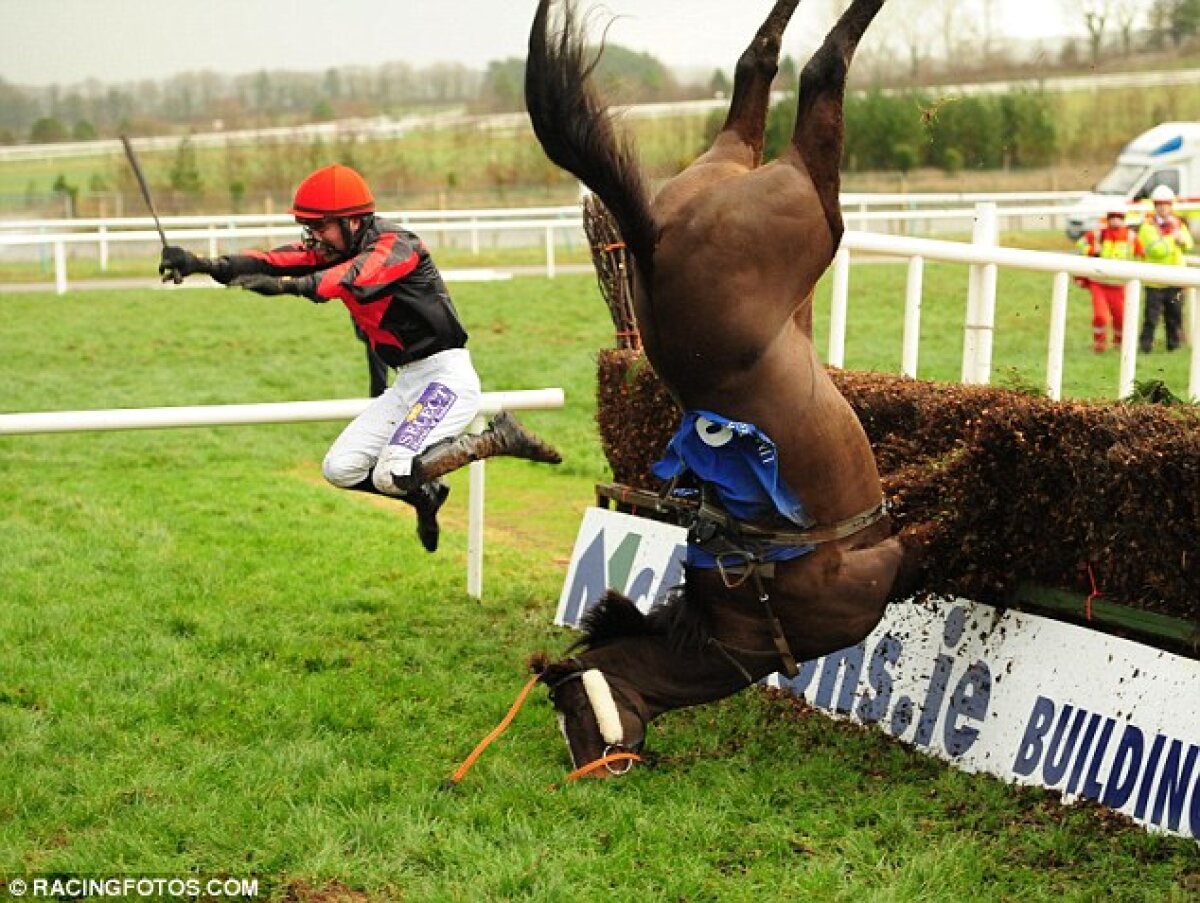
978, 0, 997, 60
1065, 0, 1114, 65
876, 0, 936, 80
930, 0, 984, 76
1113, 0, 1144, 55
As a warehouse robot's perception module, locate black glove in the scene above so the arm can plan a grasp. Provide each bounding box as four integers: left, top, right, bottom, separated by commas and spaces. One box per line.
229, 274, 302, 296
159, 246, 209, 283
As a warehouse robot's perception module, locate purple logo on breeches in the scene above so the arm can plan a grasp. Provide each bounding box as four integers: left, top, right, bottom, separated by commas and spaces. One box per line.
389, 382, 458, 451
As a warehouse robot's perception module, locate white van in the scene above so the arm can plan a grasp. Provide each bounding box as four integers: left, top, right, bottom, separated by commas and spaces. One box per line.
1065, 122, 1200, 239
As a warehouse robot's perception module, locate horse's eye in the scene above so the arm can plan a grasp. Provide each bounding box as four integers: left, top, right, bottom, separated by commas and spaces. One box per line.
696, 416, 733, 447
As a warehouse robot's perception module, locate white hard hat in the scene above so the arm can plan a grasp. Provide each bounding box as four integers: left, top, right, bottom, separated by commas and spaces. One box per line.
1150, 185, 1175, 203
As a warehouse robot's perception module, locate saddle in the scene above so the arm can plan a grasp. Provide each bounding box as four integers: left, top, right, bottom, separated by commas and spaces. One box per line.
595, 480, 887, 681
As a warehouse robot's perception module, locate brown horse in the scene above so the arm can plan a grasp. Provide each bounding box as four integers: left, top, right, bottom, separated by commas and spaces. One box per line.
525, 0, 918, 775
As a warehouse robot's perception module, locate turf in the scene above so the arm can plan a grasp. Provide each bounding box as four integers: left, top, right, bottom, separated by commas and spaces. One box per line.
0, 268, 1197, 901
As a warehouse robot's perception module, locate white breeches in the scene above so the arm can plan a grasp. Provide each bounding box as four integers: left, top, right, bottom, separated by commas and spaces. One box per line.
321, 348, 482, 496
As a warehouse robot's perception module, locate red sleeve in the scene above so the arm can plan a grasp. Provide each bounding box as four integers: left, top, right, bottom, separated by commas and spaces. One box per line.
244, 243, 327, 271
208, 241, 328, 284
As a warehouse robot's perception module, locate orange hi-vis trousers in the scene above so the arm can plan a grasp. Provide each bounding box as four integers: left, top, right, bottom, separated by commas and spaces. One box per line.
1086, 281, 1126, 352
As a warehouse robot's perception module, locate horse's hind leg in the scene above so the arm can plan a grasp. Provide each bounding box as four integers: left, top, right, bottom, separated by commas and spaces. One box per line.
788, 0, 884, 238
710, 0, 801, 168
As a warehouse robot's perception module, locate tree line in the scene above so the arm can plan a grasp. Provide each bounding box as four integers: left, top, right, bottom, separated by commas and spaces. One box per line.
0, 45, 685, 147
7, 0, 1200, 150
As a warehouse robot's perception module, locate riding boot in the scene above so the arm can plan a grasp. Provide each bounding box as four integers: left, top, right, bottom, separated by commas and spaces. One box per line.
399, 480, 450, 553
411, 411, 562, 482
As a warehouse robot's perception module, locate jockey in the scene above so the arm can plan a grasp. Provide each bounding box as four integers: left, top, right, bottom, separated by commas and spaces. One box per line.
1076, 204, 1142, 353
158, 164, 560, 552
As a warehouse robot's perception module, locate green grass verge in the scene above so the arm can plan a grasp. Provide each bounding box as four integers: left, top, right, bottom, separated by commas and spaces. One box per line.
0, 273, 1197, 901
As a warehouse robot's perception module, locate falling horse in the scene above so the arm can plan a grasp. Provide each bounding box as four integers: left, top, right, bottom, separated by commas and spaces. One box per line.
524, 0, 918, 776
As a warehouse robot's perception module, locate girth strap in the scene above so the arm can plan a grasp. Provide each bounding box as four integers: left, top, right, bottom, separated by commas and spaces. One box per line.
705, 554, 800, 683
688, 484, 887, 550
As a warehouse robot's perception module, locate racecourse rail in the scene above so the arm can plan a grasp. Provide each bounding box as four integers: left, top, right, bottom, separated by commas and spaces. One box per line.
0, 192, 1096, 285
7, 199, 1196, 400
834, 203, 1200, 402
0, 389, 565, 601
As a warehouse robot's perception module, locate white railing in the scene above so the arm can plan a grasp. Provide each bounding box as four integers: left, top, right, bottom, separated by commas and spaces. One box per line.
5, 200, 1199, 400
0, 205, 584, 232
0, 388, 565, 600
0, 214, 587, 291
832, 203, 1200, 402
0, 194, 1092, 294
0, 193, 1087, 234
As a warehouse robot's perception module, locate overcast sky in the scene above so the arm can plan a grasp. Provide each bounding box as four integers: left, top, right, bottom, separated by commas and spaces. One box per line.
1, 0, 1078, 88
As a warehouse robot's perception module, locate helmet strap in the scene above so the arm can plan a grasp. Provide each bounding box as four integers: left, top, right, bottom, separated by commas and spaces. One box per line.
342, 214, 372, 254
338, 219, 355, 255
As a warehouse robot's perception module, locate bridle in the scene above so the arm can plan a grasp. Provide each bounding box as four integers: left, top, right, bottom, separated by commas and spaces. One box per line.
445, 670, 643, 789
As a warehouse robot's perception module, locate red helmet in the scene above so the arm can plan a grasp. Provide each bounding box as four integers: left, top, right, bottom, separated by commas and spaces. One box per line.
290, 164, 374, 220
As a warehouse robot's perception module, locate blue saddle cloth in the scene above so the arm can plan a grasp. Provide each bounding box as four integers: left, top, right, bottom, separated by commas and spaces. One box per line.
651, 410, 816, 569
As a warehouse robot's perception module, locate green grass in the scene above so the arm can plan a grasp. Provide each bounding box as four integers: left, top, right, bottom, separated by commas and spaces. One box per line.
1, 271, 1197, 901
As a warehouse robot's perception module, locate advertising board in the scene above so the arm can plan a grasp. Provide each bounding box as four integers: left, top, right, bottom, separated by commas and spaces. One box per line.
558, 507, 1200, 839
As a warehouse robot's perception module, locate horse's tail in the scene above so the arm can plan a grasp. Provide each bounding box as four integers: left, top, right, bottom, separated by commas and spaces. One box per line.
526, 0, 656, 286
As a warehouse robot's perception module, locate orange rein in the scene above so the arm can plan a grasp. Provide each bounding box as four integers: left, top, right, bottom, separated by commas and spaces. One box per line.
563, 749, 642, 783
446, 673, 642, 788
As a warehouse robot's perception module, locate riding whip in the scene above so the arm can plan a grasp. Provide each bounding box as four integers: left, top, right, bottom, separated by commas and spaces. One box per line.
120, 134, 181, 283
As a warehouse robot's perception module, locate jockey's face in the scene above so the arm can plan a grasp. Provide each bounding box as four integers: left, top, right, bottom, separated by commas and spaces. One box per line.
299, 216, 363, 259
1107, 214, 1125, 228
1154, 200, 1173, 217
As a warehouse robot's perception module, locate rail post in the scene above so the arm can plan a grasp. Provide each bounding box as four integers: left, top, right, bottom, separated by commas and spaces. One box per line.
545, 224, 556, 279
466, 416, 488, 600
1045, 271, 1070, 400
1187, 287, 1200, 402
962, 202, 998, 384
1118, 280, 1142, 399
54, 240, 68, 295
0, 388, 565, 601
901, 255, 924, 378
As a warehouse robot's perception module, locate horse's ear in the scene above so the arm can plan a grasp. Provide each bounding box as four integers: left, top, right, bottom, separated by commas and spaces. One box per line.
532, 656, 583, 687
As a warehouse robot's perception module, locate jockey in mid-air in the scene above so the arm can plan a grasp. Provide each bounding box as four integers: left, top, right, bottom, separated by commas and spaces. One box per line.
159, 164, 561, 552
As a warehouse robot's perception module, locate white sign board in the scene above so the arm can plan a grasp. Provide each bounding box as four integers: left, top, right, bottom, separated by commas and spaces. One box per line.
558, 507, 1200, 840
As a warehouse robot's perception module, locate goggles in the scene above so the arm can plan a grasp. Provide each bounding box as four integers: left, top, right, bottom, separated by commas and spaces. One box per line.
297, 218, 336, 250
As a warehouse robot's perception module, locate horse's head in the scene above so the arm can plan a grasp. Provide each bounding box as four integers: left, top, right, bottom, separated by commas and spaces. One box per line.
536, 658, 646, 778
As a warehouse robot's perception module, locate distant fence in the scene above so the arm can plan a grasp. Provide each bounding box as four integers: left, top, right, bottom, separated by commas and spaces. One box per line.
0, 388, 565, 601
4, 199, 1199, 401
0, 192, 1094, 293
0, 207, 589, 287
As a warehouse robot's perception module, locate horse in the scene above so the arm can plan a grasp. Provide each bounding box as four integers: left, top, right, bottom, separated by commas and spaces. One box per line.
525, 0, 920, 777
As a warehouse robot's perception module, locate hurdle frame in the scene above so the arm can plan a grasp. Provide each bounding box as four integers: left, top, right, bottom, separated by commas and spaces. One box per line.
0, 388, 566, 600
